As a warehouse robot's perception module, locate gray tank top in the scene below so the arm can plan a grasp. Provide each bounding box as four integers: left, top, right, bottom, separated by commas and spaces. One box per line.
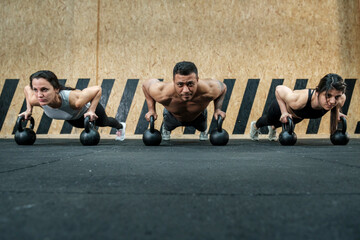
42, 90, 90, 120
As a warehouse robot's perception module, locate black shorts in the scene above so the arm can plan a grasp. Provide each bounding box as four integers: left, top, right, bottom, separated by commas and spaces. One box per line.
162, 108, 207, 132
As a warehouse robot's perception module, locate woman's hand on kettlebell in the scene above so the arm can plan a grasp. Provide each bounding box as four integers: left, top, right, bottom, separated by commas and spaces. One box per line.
214, 109, 226, 120
19, 110, 32, 120
84, 111, 98, 122
338, 112, 347, 121
280, 113, 292, 123
145, 111, 157, 122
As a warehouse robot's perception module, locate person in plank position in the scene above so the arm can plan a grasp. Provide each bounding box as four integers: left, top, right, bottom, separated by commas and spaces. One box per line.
250, 73, 347, 141
19, 70, 126, 141
142, 61, 227, 140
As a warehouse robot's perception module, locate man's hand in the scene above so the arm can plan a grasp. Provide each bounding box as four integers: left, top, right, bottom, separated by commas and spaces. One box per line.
145, 111, 157, 122
214, 109, 226, 120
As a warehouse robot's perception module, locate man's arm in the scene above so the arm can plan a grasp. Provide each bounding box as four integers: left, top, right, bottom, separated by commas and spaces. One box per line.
213, 80, 227, 120
142, 79, 162, 121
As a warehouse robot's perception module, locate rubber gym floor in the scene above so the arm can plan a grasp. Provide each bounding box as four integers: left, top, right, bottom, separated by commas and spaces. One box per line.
0, 138, 359, 240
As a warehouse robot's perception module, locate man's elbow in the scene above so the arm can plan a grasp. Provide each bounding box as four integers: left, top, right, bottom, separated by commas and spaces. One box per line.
222, 83, 227, 93
143, 79, 159, 92
275, 85, 282, 92
94, 86, 102, 94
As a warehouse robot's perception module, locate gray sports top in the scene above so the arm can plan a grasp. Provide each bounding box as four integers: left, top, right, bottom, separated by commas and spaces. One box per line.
42, 90, 90, 120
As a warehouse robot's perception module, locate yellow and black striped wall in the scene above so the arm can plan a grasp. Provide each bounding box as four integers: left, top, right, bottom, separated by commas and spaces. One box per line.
1, 0, 359, 139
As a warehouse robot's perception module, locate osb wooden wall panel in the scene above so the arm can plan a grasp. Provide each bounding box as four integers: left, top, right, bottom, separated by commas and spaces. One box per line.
0, 0, 359, 138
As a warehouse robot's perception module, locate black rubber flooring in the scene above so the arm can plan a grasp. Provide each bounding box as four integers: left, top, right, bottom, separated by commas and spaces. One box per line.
0, 138, 359, 240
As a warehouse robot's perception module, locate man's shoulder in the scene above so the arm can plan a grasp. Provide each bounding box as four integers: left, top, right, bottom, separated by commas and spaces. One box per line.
198, 78, 222, 97
149, 81, 171, 92
199, 78, 218, 84
150, 82, 174, 101
200, 78, 223, 88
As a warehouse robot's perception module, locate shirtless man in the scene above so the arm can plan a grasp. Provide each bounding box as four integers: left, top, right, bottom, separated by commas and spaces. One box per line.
142, 61, 227, 140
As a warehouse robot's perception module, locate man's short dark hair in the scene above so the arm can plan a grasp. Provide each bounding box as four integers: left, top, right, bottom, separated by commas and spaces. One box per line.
173, 61, 198, 79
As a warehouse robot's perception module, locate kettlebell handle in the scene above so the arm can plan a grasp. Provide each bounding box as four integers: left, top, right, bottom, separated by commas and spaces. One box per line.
217, 116, 223, 132
16, 116, 25, 132
282, 117, 294, 134
288, 117, 294, 134
339, 116, 347, 134
149, 115, 155, 133
17, 116, 35, 132
84, 116, 95, 133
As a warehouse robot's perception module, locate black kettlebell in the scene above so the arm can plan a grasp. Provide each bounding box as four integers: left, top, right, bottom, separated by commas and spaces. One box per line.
14, 116, 36, 145
143, 116, 162, 146
330, 116, 350, 145
210, 116, 229, 146
80, 116, 100, 146
279, 117, 297, 146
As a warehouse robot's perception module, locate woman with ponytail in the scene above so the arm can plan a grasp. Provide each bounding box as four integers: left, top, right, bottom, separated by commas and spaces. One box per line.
250, 73, 347, 141
19, 70, 126, 141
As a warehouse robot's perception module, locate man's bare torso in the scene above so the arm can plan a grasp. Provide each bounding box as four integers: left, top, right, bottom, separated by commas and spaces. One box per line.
160, 94, 213, 122
155, 80, 216, 122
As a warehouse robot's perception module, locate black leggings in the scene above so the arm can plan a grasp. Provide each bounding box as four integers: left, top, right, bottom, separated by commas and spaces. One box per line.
256, 100, 303, 129
66, 104, 123, 129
